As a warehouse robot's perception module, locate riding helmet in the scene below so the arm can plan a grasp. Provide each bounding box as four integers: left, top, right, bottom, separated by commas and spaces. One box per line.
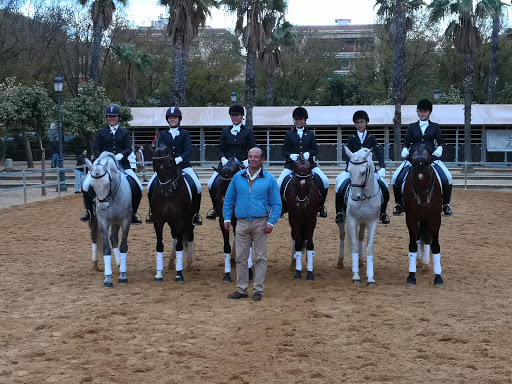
292, 107, 308, 120
166, 106, 182, 121
352, 110, 369, 123
104, 103, 122, 116
417, 99, 433, 112
229, 104, 245, 115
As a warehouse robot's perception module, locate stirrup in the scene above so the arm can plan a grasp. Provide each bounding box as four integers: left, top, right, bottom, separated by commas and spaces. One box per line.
335, 212, 344, 224
80, 210, 91, 222
318, 206, 328, 218
206, 207, 217, 220
443, 204, 452, 216
131, 213, 142, 225
146, 213, 153, 224
393, 204, 403, 216
380, 212, 390, 224
193, 213, 203, 226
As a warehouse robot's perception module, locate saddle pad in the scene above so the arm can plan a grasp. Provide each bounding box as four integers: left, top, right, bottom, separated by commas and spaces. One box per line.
182, 173, 194, 202
401, 166, 443, 193
280, 175, 292, 202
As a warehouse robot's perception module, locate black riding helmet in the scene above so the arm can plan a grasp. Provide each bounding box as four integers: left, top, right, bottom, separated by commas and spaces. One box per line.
417, 99, 433, 112
352, 110, 369, 123
105, 103, 122, 116
292, 107, 308, 120
229, 104, 245, 115
166, 106, 182, 121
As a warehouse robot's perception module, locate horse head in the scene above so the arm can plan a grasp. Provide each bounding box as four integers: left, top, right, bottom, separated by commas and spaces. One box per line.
407, 143, 436, 207
215, 158, 241, 182
89, 152, 122, 210
293, 155, 312, 177
153, 147, 180, 197
345, 147, 375, 201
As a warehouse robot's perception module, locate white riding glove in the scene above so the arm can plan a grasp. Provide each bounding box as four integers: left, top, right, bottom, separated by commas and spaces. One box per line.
221, 157, 228, 166
175, 157, 183, 165
243, 159, 249, 168
432, 146, 443, 158
377, 168, 386, 178
115, 153, 123, 161
401, 147, 409, 159
303, 152, 310, 160
290, 154, 299, 162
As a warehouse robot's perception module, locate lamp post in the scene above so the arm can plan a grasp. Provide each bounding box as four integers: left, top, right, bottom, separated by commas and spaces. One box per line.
54, 76, 67, 191
433, 89, 441, 103
231, 91, 237, 105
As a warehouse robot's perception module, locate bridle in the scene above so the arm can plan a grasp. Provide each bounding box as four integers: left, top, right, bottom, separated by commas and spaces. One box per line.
153, 154, 181, 193
90, 157, 121, 203
348, 159, 379, 200
219, 159, 240, 181
292, 163, 314, 206
409, 155, 435, 205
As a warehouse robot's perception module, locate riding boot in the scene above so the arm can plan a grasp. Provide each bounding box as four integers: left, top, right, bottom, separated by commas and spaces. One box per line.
392, 184, 403, 216
128, 176, 142, 225
280, 196, 288, 218
192, 193, 203, 225
378, 179, 390, 224
146, 189, 153, 224
442, 183, 453, 216
335, 190, 345, 224
80, 190, 94, 222
206, 188, 217, 220
318, 187, 328, 218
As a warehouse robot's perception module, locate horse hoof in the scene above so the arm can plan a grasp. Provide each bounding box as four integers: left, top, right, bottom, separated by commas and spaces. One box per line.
104, 281, 113, 288
307, 272, 315, 281
118, 278, 128, 284
293, 271, 302, 281
223, 273, 232, 283
352, 279, 362, 284
367, 281, 376, 287
336, 259, 344, 269
434, 274, 444, 286
176, 272, 185, 283
154, 277, 163, 283
407, 273, 416, 285
248, 268, 254, 281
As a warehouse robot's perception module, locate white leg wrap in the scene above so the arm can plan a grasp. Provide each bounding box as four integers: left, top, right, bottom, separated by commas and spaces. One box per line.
157, 252, 164, 271
120, 253, 127, 273
248, 248, 253, 268
224, 253, 231, 273
408, 252, 417, 273
114, 248, 121, 266
352, 253, 359, 273
176, 250, 184, 272
92, 243, 98, 262
294, 251, 302, 271
433, 253, 442, 275
423, 244, 431, 265
366, 255, 374, 279
104, 255, 112, 276
307, 250, 315, 272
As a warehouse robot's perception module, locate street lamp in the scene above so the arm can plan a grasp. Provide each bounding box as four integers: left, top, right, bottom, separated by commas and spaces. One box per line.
433, 89, 441, 102
231, 91, 237, 104
54, 76, 67, 191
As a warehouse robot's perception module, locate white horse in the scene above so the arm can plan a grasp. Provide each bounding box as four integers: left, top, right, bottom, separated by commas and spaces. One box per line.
85, 152, 133, 287
339, 147, 382, 286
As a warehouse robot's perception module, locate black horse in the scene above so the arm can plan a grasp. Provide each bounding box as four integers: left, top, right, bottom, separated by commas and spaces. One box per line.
150, 147, 195, 283
403, 143, 444, 286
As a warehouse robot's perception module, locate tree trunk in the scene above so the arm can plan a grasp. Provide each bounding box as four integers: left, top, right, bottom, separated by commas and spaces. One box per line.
171, 32, 188, 107
487, 12, 500, 104
90, 14, 104, 84
23, 134, 34, 168
266, 72, 274, 106
463, 51, 474, 171
244, 49, 257, 129
37, 134, 46, 196
125, 67, 136, 106
390, 0, 407, 161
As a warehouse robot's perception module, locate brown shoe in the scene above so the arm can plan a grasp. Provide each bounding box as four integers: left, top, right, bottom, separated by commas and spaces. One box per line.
227, 291, 248, 300
252, 291, 262, 301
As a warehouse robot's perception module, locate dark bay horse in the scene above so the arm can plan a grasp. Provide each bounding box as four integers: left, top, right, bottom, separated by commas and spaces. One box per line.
150, 147, 195, 283
403, 143, 444, 286
212, 158, 242, 282
284, 155, 320, 281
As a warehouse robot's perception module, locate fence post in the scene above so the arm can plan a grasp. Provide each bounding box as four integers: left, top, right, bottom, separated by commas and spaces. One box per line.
23, 170, 27, 204
464, 161, 468, 190
57, 167, 61, 196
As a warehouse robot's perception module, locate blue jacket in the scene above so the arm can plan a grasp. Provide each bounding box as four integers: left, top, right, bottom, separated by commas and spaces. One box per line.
223, 167, 281, 226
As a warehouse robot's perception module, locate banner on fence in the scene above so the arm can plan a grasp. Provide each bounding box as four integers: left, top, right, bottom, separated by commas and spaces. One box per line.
487, 130, 512, 152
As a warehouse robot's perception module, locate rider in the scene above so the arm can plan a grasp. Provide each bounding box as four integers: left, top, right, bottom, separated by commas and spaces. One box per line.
276, 107, 329, 218
206, 104, 256, 220
146, 107, 203, 226
335, 110, 390, 225
392, 98, 453, 216
80, 103, 143, 225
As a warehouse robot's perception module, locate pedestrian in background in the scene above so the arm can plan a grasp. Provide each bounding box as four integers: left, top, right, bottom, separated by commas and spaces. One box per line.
51, 137, 59, 168
74, 149, 87, 193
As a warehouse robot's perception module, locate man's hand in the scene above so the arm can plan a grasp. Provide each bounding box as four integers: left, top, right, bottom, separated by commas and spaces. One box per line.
224, 222, 231, 231
263, 223, 273, 234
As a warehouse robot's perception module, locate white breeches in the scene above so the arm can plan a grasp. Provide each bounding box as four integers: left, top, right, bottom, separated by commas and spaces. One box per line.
392, 160, 452, 185
148, 167, 201, 194
83, 173, 92, 192
312, 167, 329, 189
277, 169, 293, 188
207, 171, 218, 189
125, 168, 143, 191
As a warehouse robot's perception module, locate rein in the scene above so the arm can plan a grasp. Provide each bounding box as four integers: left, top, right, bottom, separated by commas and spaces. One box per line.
90, 160, 122, 203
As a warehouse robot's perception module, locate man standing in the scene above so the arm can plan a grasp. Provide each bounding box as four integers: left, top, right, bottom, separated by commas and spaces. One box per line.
223, 147, 281, 301
51, 137, 59, 168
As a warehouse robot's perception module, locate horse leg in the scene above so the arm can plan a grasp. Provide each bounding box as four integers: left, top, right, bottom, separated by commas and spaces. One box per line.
290, 239, 296, 271
174, 232, 185, 283
154, 221, 165, 282
306, 240, 315, 281
89, 216, 101, 272
432, 231, 443, 286
222, 225, 233, 282
407, 229, 419, 285
292, 229, 303, 281
420, 221, 432, 269
337, 221, 345, 269
98, 221, 113, 288
358, 223, 366, 268
365, 221, 378, 287
168, 228, 177, 271
186, 223, 194, 271
110, 227, 121, 267
117, 221, 130, 284
347, 219, 361, 284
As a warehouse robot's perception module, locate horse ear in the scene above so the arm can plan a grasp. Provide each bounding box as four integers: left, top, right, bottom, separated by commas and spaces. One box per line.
85, 158, 92, 168
344, 146, 353, 158
213, 166, 219, 173
364, 149, 372, 160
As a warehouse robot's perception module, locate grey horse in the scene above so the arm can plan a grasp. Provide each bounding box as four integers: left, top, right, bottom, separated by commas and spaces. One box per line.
339, 147, 382, 286
85, 152, 133, 287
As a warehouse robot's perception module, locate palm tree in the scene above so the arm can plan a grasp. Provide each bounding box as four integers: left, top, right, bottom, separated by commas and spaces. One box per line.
222, 0, 287, 127
79, 0, 127, 84
111, 44, 152, 106
259, 18, 294, 105
429, 0, 503, 166
160, 0, 219, 107
375, 0, 425, 161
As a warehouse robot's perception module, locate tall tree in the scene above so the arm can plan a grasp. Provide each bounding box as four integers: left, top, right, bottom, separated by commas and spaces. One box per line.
375, 0, 425, 161
429, 0, 504, 166
487, 2, 509, 103
159, 0, 219, 107
223, 0, 287, 128
79, 0, 127, 84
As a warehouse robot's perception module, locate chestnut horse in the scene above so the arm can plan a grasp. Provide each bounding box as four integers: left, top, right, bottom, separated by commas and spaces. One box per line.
284, 155, 320, 281
403, 143, 444, 286
150, 147, 195, 283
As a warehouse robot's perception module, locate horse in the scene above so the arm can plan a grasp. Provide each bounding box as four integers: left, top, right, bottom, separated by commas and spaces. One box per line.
84, 152, 133, 287
339, 147, 382, 286
403, 143, 444, 286
284, 155, 320, 281
150, 147, 195, 283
